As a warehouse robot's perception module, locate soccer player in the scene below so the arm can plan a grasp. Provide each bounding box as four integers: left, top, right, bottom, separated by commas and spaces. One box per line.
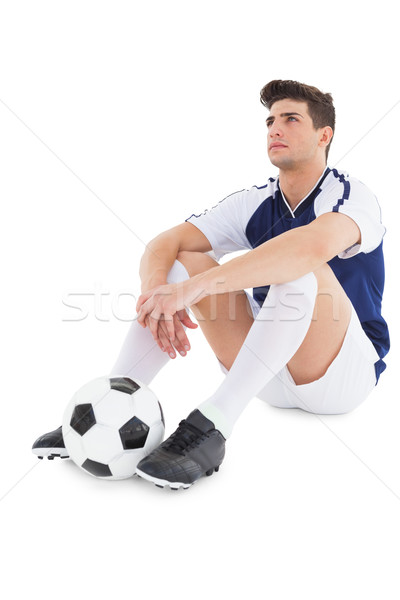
32, 80, 389, 490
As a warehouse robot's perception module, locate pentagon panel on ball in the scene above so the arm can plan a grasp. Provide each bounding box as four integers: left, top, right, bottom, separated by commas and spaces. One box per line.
62, 376, 165, 480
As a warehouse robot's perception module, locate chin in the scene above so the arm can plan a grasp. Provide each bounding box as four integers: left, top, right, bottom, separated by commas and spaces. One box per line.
269, 156, 295, 170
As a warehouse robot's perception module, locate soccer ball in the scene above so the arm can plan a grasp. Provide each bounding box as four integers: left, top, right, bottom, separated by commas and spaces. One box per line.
62, 376, 165, 480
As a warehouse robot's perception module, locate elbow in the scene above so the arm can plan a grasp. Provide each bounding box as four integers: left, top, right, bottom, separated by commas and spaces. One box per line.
143, 232, 168, 254
142, 231, 180, 259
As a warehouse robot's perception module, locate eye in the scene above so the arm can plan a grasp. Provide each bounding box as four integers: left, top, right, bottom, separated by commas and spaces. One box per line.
266, 120, 273, 128
288, 116, 298, 122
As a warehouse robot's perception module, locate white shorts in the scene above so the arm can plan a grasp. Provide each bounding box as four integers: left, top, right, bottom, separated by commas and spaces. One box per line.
219, 292, 380, 415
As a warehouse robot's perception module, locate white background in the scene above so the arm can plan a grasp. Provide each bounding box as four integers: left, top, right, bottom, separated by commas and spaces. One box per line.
0, 1, 399, 598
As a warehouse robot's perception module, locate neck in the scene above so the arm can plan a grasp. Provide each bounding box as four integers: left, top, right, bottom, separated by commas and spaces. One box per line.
279, 160, 327, 211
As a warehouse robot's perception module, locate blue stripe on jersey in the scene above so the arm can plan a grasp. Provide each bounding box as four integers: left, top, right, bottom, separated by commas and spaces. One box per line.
331, 168, 351, 212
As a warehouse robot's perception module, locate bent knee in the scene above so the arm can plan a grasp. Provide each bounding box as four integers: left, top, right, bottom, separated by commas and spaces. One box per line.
176, 250, 219, 276
313, 262, 342, 288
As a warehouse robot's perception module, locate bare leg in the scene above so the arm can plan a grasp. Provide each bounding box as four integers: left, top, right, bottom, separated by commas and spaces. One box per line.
287, 262, 352, 384
177, 251, 352, 385
176, 251, 255, 368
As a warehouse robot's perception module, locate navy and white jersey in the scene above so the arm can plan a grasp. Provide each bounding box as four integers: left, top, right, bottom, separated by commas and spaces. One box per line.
185, 167, 389, 381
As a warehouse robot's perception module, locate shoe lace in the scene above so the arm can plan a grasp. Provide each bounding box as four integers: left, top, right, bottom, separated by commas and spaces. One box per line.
164, 420, 209, 455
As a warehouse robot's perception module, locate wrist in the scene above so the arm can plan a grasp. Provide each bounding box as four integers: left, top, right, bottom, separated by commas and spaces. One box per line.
192, 266, 225, 298
141, 276, 167, 294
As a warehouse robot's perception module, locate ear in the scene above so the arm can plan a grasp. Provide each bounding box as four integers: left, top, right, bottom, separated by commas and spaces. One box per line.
319, 126, 333, 148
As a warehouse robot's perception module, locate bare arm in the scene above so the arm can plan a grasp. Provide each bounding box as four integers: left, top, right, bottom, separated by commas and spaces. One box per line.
197, 212, 361, 296
136, 212, 361, 340
138, 222, 212, 358
139, 222, 212, 293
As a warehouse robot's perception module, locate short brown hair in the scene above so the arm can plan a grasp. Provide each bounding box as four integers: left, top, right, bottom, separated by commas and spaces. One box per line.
260, 79, 335, 159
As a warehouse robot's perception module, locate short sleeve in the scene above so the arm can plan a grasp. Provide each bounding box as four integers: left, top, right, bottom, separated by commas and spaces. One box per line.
185, 189, 256, 260
314, 176, 386, 259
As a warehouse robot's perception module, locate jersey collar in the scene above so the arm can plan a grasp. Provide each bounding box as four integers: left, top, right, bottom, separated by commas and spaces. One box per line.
278, 167, 331, 219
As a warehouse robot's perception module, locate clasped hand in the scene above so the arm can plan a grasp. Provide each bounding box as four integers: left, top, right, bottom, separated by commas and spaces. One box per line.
136, 280, 206, 358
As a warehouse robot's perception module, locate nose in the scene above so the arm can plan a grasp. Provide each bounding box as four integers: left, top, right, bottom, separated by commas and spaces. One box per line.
269, 121, 283, 138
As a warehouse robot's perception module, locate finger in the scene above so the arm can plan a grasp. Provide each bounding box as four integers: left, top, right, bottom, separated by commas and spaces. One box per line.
137, 297, 153, 328
137, 308, 147, 328
177, 309, 198, 329
163, 313, 176, 342
145, 316, 163, 351
136, 291, 151, 314
138, 306, 152, 328
158, 323, 176, 359
157, 316, 188, 358
148, 311, 161, 341
173, 316, 191, 353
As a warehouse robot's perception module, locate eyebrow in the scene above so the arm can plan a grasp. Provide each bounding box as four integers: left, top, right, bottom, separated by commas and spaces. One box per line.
266, 112, 304, 123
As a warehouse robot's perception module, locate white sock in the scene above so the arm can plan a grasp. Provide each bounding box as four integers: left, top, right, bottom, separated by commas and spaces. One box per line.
198, 273, 318, 438
108, 260, 190, 383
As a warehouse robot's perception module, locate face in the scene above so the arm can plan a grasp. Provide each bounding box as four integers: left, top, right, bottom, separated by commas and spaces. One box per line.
266, 99, 329, 170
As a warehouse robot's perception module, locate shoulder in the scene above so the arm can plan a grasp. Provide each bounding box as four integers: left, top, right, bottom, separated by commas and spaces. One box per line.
315, 168, 385, 239
324, 168, 376, 197
242, 176, 279, 207
209, 177, 278, 214
318, 168, 380, 209
241, 177, 279, 218
314, 168, 384, 226
227, 176, 278, 200
185, 176, 278, 226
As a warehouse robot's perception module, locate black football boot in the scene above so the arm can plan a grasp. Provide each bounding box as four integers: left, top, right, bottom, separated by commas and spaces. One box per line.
32, 426, 69, 460
135, 409, 225, 490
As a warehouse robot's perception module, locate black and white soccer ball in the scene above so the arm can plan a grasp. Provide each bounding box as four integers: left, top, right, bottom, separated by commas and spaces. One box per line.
62, 376, 165, 480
